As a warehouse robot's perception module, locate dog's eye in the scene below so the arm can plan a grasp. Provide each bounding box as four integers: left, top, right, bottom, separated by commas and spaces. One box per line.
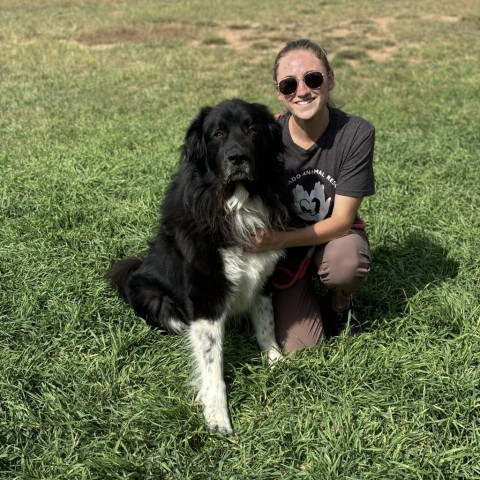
214, 130, 226, 139
248, 127, 258, 136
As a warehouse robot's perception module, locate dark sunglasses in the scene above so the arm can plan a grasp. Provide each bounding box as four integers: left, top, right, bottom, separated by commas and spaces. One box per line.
276, 71, 327, 96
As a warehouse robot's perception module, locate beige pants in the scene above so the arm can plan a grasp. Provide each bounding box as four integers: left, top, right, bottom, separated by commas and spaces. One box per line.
273, 230, 372, 353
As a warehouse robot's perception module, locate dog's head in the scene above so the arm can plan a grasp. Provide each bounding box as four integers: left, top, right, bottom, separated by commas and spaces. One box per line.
181, 99, 283, 189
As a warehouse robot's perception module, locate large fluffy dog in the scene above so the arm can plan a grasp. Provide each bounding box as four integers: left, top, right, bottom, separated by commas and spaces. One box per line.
107, 98, 288, 434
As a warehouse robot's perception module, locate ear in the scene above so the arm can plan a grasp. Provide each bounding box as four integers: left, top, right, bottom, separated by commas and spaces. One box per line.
250, 102, 284, 156
268, 113, 284, 157
181, 106, 212, 163
327, 70, 335, 91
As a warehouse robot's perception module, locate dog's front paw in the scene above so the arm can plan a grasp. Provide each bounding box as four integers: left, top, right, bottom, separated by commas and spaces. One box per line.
204, 404, 234, 435
267, 346, 283, 365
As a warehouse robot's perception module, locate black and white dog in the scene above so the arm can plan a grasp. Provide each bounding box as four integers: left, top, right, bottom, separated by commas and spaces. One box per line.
107, 99, 288, 434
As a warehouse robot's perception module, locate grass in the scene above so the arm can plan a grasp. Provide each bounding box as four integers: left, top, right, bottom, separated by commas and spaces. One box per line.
1, 0, 479, 478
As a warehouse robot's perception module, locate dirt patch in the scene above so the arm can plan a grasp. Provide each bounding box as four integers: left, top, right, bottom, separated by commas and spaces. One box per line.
426, 14, 460, 23
74, 21, 286, 53
327, 16, 400, 64
74, 19, 399, 66
367, 46, 398, 62
74, 15, 439, 64
74, 22, 195, 47
191, 25, 251, 50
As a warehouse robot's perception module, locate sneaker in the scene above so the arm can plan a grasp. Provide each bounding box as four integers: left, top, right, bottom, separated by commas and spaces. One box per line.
320, 298, 363, 337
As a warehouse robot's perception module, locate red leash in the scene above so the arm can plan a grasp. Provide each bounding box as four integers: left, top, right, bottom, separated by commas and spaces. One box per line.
272, 246, 316, 290
352, 217, 366, 230
272, 218, 366, 290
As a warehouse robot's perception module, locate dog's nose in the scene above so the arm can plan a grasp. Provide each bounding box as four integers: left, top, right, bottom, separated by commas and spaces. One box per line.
227, 150, 247, 166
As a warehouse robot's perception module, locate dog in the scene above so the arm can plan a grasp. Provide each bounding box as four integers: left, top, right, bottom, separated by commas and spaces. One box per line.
107, 98, 288, 434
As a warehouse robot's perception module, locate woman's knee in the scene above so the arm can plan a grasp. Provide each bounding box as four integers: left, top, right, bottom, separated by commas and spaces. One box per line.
316, 232, 372, 289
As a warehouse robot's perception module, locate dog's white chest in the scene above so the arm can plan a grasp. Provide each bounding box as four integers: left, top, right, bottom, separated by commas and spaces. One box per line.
221, 247, 282, 315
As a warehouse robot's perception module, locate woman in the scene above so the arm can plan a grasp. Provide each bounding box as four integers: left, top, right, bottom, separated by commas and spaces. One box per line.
247, 39, 375, 353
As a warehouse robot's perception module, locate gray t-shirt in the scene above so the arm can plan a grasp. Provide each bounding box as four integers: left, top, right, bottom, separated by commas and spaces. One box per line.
278, 108, 375, 227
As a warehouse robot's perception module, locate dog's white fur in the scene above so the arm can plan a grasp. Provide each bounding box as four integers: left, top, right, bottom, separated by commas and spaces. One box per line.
188, 183, 283, 434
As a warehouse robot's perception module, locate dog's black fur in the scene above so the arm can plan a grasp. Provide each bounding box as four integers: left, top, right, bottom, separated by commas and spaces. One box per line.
107, 99, 288, 434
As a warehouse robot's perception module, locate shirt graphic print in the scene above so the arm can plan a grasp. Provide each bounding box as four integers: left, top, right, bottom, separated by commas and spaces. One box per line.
290, 170, 334, 224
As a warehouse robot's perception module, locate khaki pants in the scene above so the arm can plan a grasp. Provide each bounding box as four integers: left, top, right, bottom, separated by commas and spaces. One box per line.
273, 230, 372, 353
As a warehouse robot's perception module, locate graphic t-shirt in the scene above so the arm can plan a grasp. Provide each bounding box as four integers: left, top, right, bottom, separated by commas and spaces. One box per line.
278, 108, 375, 227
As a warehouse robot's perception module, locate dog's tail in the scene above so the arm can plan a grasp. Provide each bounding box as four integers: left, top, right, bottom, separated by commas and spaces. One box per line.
106, 257, 143, 302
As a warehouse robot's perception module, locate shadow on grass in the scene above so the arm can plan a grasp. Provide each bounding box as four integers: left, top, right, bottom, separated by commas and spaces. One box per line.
226, 231, 459, 363
357, 231, 460, 330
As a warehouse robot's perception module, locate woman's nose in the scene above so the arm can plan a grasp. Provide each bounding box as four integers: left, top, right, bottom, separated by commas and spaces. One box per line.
296, 79, 310, 96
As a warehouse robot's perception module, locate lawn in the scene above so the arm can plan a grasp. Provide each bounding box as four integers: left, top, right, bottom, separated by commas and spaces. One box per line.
1, 1, 479, 478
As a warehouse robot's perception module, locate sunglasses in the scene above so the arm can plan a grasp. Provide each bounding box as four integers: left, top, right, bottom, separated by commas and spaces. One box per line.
276, 71, 327, 96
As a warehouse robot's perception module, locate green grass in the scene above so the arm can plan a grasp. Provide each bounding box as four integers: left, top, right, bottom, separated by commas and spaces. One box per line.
1, 0, 479, 478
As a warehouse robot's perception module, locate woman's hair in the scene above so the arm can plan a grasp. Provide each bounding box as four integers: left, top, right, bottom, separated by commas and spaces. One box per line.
273, 39, 342, 108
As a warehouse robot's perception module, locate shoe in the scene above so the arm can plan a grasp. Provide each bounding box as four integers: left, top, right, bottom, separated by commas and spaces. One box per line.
320, 298, 363, 337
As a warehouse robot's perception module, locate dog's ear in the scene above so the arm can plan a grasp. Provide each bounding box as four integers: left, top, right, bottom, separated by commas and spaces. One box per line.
268, 114, 284, 157
251, 102, 284, 157
181, 106, 213, 163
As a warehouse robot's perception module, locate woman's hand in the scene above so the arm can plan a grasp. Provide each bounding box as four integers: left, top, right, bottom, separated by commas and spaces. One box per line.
245, 195, 364, 253
245, 229, 283, 253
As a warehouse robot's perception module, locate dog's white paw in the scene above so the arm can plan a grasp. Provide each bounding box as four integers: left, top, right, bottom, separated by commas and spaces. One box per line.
204, 404, 234, 435
267, 346, 283, 365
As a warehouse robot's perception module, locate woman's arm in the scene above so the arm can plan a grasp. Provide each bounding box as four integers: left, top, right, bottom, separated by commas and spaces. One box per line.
246, 195, 363, 252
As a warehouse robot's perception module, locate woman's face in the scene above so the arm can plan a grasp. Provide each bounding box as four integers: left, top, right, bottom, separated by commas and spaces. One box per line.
275, 49, 334, 122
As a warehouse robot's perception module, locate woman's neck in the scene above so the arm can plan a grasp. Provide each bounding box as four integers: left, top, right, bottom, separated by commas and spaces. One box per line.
288, 108, 330, 149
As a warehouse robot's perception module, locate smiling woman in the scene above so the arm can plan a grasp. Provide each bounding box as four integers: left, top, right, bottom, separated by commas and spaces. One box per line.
251, 39, 376, 352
